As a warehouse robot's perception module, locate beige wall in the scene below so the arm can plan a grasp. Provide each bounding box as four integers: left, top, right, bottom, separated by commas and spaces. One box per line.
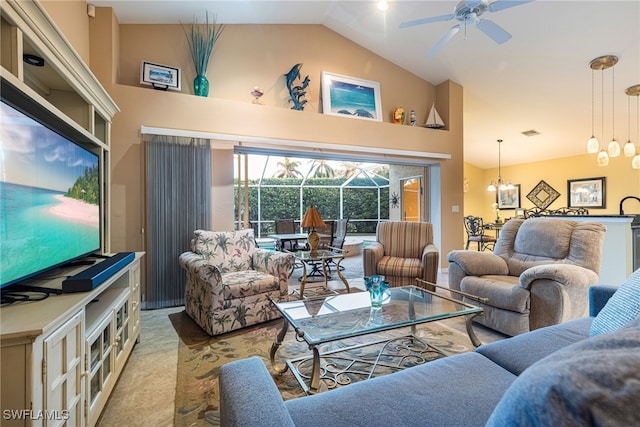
47, 2, 640, 271
40, 0, 90, 64
463, 154, 640, 247
80, 8, 465, 266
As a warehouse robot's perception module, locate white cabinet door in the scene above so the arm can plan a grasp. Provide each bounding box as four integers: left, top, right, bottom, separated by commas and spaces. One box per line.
130, 261, 141, 340
85, 314, 113, 426
43, 311, 84, 427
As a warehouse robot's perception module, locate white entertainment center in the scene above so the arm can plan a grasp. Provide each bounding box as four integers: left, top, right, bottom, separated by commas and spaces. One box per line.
0, 1, 140, 426
1, 254, 143, 426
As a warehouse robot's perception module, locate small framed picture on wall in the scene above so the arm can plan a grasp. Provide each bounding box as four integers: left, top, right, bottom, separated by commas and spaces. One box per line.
497, 184, 521, 209
140, 61, 181, 91
567, 177, 606, 208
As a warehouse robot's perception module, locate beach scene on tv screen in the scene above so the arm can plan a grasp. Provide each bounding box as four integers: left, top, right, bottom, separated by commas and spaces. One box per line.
0, 101, 100, 286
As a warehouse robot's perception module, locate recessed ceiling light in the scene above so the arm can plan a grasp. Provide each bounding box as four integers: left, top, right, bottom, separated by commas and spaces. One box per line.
377, 1, 389, 12
522, 129, 540, 137
23, 53, 44, 67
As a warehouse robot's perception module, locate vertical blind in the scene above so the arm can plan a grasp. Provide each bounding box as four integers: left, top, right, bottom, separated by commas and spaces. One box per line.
144, 134, 211, 309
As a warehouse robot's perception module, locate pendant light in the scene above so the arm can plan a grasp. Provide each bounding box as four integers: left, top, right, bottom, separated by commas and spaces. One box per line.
629, 84, 640, 169
596, 61, 609, 166
607, 62, 621, 157
624, 84, 640, 161
586, 68, 599, 153
487, 139, 513, 191
588, 55, 617, 166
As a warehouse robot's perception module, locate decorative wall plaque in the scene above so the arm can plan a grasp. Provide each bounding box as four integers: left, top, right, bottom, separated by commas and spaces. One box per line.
526, 180, 560, 210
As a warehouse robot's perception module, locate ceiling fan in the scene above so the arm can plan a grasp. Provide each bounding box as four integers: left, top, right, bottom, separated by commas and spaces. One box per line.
400, 0, 535, 56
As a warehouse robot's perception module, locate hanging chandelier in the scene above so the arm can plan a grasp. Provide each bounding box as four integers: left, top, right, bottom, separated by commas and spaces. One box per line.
487, 139, 513, 191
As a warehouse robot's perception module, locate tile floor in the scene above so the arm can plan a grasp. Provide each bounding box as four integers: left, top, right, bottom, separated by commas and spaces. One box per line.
97, 255, 506, 426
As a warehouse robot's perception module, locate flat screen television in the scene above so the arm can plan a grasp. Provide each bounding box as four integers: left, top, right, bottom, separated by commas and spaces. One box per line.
0, 98, 101, 289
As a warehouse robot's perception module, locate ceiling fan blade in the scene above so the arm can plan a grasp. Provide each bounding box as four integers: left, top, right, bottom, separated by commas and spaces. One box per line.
399, 13, 454, 29
476, 19, 512, 44
488, 0, 535, 13
427, 25, 461, 57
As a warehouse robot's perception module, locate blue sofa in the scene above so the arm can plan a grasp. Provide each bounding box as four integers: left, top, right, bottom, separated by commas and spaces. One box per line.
219, 282, 640, 427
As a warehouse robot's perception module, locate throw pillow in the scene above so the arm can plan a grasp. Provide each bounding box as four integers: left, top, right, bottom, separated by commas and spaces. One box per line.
486, 322, 640, 427
589, 268, 640, 336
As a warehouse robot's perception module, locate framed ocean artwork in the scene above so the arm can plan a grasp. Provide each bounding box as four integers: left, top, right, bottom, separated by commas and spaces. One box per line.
321, 71, 382, 122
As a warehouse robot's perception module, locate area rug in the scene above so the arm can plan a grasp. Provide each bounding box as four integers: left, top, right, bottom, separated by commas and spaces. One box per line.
170, 310, 474, 426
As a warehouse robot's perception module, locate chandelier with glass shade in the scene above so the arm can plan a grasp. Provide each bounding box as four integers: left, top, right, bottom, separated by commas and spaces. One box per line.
487, 139, 514, 191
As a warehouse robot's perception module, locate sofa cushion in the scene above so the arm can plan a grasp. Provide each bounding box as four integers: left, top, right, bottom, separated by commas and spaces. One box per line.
476, 317, 592, 375
486, 319, 640, 427
220, 357, 296, 427
494, 218, 605, 277
460, 275, 529, 313
377, 221, 433, 259
376, 255, 422, 279
191, 229, 256, 272
513, 217, 573, 260
589, 268, 640, 336
284, 352, 516, 427
222, 270, 279, 299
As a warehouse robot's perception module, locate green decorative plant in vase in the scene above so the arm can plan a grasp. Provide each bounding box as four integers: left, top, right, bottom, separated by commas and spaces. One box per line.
182, 12, 224, 97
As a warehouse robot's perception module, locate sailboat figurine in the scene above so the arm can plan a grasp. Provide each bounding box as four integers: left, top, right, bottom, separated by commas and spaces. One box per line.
424, 102, 445, 129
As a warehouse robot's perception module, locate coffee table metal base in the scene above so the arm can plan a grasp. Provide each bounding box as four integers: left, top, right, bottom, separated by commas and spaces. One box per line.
286, 334, 447, 394
270, 318, 459, 394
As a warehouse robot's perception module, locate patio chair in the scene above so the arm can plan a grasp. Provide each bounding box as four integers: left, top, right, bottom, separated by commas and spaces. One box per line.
325, 216, 350, 271
303, 220, 335, 278
275, 219, 299, 251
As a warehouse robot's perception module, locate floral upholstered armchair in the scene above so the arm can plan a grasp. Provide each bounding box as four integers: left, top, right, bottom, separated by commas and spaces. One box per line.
179, 229, 295, 336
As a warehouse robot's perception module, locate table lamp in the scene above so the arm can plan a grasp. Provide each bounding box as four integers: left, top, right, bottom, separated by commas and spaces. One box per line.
301, 205, 325, 255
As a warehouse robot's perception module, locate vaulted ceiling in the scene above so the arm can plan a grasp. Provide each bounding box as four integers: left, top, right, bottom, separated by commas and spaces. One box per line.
90, 0, 640, 169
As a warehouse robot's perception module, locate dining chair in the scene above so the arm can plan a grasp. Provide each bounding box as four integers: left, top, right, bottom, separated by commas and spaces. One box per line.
463, 216, 496, 251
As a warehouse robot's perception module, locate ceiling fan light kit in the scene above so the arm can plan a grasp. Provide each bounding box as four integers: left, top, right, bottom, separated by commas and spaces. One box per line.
399, 0, 534, 57
586, 55, 639, 168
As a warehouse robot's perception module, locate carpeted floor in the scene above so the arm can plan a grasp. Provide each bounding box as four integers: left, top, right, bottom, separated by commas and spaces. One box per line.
97, 256, 507, 426
170, 299, 474, 426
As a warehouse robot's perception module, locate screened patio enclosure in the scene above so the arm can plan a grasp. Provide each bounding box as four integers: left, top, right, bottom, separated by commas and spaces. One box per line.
234, 154, 390, 236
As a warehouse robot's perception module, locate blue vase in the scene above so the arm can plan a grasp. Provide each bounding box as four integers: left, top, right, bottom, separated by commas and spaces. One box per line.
364, 275, 389, 308
193, 74, 209, 97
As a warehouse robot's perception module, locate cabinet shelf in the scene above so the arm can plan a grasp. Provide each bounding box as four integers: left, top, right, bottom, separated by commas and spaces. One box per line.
85, 287, 129, 335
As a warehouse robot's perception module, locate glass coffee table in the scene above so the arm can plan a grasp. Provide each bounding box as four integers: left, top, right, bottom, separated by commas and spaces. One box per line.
269, 285, 483, 393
